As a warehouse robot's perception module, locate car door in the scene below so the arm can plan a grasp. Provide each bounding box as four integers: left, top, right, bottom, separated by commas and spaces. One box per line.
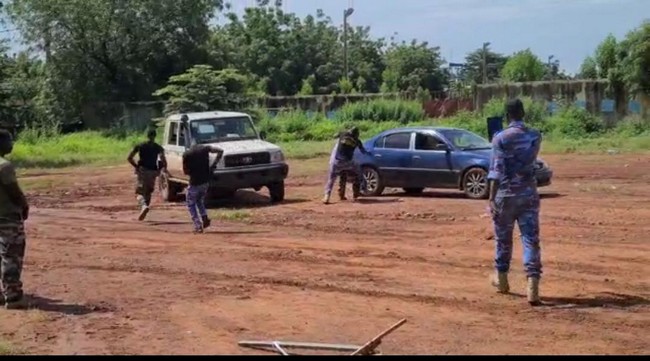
410, 132, 456, 187
163, 121, 187, 180
372, 131, 413, 188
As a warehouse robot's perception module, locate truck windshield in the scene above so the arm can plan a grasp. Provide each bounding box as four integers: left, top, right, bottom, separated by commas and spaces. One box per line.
190, 117, 258, 143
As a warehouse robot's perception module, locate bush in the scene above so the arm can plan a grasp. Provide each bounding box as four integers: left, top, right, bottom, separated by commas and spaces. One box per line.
613, 115, 650, 136
335, 99, 425, 124
546, 106, 604, 138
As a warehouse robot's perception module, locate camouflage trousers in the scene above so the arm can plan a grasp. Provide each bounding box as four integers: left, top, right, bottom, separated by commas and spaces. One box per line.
135, 169, 159, 207
491, 194, 542, 278
0, 222, 26, 303
324, 159, 362, 198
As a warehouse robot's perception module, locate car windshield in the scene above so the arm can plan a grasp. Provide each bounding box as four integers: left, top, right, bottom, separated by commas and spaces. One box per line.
190, 116, 258, 143
438, 129, 492, 150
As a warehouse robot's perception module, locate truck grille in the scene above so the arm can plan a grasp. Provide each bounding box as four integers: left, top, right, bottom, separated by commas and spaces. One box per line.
224, 152, 270, 168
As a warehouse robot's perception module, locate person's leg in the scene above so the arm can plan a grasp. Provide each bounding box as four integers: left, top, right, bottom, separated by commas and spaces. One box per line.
517, 195, 542, 305
323, 161, 340, 204
186, 185, 203, 233
196, 184, 211, 229
491, 196, 516, 293
338, 172, 348, 200
0, 222, 27, 309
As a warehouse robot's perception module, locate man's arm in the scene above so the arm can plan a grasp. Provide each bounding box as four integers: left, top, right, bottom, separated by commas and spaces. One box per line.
127, 145, 139, 169
356, 139, 370, 155
487, 137, 505, 208
0, 164, 29, 220
182, 153, 190, 175
207, 146, 224, 170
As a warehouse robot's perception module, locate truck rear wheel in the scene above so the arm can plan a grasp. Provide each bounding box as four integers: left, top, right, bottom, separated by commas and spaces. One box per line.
268, 181, 285, 203
159, 172, 181, 202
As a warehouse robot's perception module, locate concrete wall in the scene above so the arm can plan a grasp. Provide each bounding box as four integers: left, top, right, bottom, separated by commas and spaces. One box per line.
473, 80, 646, 121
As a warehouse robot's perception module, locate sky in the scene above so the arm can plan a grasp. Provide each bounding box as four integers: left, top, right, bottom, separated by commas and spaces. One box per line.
2, 0, 649, 75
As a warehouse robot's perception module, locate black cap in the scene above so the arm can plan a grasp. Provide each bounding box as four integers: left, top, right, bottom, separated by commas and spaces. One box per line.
505, 98, 525, 119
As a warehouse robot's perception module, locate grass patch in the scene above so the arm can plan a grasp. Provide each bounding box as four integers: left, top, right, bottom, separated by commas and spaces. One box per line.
0, 340, 25, 355
211, 210, 251, 221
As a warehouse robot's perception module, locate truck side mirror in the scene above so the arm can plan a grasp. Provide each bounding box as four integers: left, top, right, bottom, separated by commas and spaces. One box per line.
259, 131, 267, 140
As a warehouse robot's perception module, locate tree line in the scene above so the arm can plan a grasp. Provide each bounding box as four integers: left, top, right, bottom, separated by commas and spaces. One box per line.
0, 0, 648, 128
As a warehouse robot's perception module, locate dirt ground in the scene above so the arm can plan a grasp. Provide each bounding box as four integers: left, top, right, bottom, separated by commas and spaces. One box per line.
1, 153, 649, 355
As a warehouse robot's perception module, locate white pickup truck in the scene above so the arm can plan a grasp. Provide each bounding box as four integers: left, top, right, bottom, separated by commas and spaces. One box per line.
158, 110, 288, 203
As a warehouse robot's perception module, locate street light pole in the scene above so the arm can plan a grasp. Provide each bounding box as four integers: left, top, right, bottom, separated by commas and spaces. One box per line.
482, 42, 490, 84
343, 7, 354, 80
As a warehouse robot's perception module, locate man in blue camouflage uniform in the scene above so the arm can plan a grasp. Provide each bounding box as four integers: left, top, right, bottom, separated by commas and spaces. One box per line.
322, 127, 370, 204
487, 99, 543, 306
0, 130, 29, 310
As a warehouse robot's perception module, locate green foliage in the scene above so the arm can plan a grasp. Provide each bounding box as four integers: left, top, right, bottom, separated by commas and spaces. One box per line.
501, 49, 545, 82
613, 115, 650, 136
153, 65, 252, 115
338, 77, 356, 94
579, 56, 599, 79
617, 20, 650, 95
335, 99, 425, 124
595, 34, 618, 78
382, 40, 447, 95
461, 45, 509, 84
546, 107, 604, 138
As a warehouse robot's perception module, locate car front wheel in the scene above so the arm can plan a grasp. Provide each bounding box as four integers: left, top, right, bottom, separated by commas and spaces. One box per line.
159, 172, 181, 202
268, 181, 285, 203
361, 166, 384, 197
463, 168, 489, 199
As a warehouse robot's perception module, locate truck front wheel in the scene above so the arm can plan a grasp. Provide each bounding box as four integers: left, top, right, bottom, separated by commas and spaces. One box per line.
159, 172, 182, 202
268, 181, 285, 203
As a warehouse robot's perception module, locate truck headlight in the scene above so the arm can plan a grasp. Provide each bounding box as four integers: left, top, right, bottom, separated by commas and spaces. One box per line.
270, 150, 284, 163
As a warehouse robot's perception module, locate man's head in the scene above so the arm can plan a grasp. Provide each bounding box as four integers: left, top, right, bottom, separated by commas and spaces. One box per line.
350, 127, 360, 138
147, 129, 157, 142
505, 98, 525, 121
0, 129, 14, 156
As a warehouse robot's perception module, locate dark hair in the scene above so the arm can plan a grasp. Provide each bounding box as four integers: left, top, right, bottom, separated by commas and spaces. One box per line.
0, 129, 12, 143
147, 129, 157, 138
506, 98, 525, 120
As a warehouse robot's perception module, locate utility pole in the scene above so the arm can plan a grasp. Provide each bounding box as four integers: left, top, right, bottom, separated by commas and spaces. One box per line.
343, 7, 354, 79
482, 42, 490, 84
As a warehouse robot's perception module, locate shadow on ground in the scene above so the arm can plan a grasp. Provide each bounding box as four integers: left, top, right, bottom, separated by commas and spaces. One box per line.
25, 295, 114, 316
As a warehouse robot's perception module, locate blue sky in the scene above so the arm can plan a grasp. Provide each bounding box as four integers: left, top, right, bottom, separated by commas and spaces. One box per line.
3, 0, 648, 74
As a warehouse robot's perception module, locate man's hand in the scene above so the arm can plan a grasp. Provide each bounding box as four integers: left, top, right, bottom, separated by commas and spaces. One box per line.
22, 204, 29, 221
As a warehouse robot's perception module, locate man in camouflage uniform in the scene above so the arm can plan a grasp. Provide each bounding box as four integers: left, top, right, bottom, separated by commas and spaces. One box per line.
323, 127, 370, 204
0, 129, 29, 309
487, 99, 543, 306
127, 129, 167, 221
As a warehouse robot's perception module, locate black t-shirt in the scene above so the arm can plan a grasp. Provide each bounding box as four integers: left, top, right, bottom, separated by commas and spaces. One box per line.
336, 131, 361, 161
183, 145, 211, 186
135, 141, 163, 171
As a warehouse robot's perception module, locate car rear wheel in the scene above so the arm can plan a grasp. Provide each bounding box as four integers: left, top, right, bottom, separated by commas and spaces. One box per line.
463, 168, 489, 199
361, 166, 384, 197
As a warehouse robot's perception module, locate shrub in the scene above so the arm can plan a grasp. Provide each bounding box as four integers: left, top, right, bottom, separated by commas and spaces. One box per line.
335, 99, 425, 124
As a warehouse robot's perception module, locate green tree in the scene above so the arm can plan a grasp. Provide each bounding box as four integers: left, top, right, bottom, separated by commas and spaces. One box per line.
382, 40, 447, 95
461, 46, 509, 84
153, 65, 252, 115
579, 56, 599, 79
595, 34, 618, 78
501, 49, 545, 82
6, 0, 223, 124
617, 20, 650, 95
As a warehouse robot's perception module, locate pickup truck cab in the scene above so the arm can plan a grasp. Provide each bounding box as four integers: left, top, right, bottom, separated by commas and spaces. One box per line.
158, 110, 288, 203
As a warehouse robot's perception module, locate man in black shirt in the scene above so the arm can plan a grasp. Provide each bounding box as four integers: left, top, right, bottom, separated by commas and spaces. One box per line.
183, 144, 224, 233
127, 130, 166, 221
323, 127, 370, 204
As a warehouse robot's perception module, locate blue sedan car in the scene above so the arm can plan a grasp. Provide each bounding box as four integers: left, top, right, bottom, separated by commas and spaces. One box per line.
353, 126, 553, 199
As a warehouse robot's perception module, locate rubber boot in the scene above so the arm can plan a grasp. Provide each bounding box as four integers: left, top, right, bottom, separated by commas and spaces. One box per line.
4, 297, 28, 310
527, 277, 541, 306
202, 215, 211, 229
136, 195, 149, 221
490, 271, 510, 294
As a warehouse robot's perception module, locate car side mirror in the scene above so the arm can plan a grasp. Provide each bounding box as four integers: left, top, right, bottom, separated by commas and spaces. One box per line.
435, 143, 449, 151
259, 131, 267, 140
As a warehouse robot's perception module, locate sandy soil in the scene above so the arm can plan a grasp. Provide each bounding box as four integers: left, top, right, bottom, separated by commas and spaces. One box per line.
0, 153, 649, 355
